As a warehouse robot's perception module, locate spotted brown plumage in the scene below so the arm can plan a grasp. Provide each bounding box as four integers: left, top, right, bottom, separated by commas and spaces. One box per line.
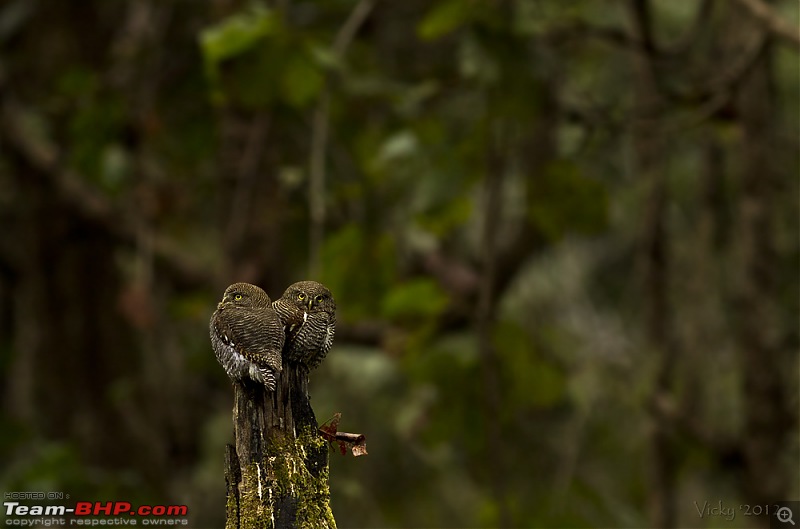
210, 282, 284, 389
272, 281, 336, 372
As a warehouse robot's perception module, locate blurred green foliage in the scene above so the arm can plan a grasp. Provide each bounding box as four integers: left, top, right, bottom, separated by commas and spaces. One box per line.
321, 224, 397, 321
530, 160, 608, 240
0, 0, 797, 528
381, 278, 449, 321
201, 6, 323, 108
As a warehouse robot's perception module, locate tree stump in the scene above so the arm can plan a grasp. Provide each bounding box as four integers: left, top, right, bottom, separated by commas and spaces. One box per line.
223, 361, 335, 529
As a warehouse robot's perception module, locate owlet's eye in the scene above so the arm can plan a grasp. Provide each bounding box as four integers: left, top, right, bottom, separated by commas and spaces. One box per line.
315, 295, 324, 303
298, 293, 306, 301
234, 294, 243, 301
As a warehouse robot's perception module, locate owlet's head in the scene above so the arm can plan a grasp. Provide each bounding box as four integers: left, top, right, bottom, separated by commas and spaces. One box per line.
219, 282, 271, 309
281, 281, 336, 314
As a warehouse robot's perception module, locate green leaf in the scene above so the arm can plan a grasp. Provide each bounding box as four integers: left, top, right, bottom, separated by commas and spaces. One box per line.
320, 225, 397, 321
374, 130, 419, 167
381, 278, 449, 321
494, 320, 566, 408
200, 5, 276, 64
458, 32, 498, 84
416, 194, 472, 237
280, 53, 324, 108
309, 44, 342, 71
528, 159, 608, 240
199, 5, 277, 89
417, 0, 472, 40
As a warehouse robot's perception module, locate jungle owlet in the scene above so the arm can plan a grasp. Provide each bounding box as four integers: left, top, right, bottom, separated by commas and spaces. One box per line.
210, 282, 284, 390
272, 281, 336, 372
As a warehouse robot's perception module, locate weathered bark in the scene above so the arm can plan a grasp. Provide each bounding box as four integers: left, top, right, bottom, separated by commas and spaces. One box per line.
224, 364, 335, 529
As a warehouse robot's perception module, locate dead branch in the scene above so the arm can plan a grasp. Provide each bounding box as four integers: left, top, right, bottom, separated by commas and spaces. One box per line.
733, 0, 800, 50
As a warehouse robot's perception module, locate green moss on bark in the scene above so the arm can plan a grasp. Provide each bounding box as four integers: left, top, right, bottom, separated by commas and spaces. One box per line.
233, 429, 335, 529
225, 488, 239, 529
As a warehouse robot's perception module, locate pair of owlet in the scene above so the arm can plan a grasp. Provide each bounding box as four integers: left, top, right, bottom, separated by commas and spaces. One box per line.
210, 280, 336, 390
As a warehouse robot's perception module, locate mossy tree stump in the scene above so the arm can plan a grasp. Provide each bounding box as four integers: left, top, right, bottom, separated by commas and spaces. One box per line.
224, 362, 335, 529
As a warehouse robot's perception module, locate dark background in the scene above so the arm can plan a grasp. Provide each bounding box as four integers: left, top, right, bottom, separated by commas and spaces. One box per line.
1, 0, 798, 527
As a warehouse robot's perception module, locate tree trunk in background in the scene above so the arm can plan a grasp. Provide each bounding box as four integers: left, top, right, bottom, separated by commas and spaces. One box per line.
476, 120, 511, 528
217, 111, 287, 293
627, 1, 677, 527
223, 364, 335, 529
734, 27, 794, 511
2, 164, 154, 479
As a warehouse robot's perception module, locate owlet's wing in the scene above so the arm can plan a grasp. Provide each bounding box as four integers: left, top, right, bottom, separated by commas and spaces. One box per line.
212, 306, 284, 385
272, 298, 307, 354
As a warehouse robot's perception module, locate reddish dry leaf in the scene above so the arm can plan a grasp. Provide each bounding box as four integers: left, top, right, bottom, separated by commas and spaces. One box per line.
351, 439, 368, 457
318, 413, 368, 457
319, 413, 342, 442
